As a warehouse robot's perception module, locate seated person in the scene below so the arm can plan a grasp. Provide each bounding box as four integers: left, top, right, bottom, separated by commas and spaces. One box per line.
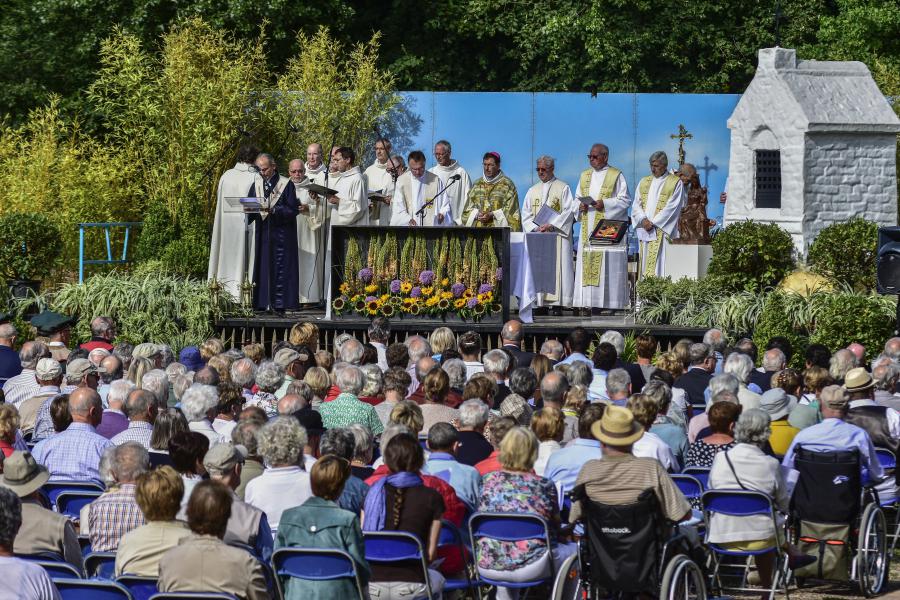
709, 409, 814, 595
477, 426, 577, 600
0, 486, 61, 600
362, 433, 446, 599
157, 480, 268, 600
531, 407, 565, 476
276, 455, 369, 600
423, 422, 482, 511
684, 401, 741, 468
115, 466, 190, 576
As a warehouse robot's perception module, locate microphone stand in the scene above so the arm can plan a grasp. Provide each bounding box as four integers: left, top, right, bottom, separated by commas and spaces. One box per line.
319, 128, 339, 311
415, 177, 459, 226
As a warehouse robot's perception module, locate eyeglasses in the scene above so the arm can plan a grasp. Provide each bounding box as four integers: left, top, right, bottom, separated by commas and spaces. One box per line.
587, 154, 604, 159
536, 167, 550, 172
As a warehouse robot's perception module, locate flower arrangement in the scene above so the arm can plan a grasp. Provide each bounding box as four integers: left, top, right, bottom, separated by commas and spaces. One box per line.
333, 232, 502, 321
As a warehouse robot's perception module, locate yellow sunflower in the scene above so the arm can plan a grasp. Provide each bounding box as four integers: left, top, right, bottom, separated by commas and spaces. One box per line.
365, 284, 377, 293
338, 282, 350, 294
400, 282, 413, 293
453, 298, 466, 309
441, 278, 450, 287
425, 296, 440, 307
421, 286, 433, 296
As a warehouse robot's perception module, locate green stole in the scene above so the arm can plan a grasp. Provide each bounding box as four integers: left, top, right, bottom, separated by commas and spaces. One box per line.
578, 167, 620, 286
637, 173, 680, 278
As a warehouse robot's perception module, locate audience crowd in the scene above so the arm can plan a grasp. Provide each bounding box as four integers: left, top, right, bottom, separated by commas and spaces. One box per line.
1, 313, 899, 599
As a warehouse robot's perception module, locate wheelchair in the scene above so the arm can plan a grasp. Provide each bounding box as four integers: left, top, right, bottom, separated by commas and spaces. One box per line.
789, 447, 889, 597
552, 485, 708, 600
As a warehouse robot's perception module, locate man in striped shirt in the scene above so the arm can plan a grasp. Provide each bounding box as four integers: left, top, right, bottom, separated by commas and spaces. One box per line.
111, 390, 157, 449
2, 341, 50, 408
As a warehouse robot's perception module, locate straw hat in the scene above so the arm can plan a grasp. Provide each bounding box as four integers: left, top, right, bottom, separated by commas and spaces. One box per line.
590, 405, 644, 446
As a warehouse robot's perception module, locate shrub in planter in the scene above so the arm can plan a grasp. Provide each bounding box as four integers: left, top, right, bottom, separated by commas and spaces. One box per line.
707, 220, 795, 293
0, 212, 63, 283
808, 292, 896, 355
751, 292, 809, 369
807, 218, 878, 291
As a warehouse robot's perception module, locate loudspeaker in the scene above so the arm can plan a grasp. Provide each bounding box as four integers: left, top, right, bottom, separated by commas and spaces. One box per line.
877, 227, 900, 294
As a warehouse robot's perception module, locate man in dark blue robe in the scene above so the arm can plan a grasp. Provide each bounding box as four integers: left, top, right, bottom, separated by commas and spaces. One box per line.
248, 153, 300, 311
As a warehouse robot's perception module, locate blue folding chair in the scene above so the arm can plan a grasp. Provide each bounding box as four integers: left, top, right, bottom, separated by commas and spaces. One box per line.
682, 466, 710, 490
116, 576, 159, 600
84, 552, 118, 579
364, 531, 434, 600
43, 480, 105, 505
55, 491, 103, 520
53, 578, 133, 600
672, 474, 704, 500
271, 547, 365, 599
701, 489, 788, 600
875, 448, 900, 552
438, 519, 483, 599
468, 512, 555, 594
17, 554, 81, 579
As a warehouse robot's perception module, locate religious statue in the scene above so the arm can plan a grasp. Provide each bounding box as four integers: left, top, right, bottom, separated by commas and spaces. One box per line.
674, 163, 715, 245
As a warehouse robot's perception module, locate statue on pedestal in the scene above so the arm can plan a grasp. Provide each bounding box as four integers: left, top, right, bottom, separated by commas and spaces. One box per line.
674, 163, 715, 244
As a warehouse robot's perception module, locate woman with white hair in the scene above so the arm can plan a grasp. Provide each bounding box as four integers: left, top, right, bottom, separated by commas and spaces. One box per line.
708, 409, 814, 593
244, 416, 312, 532
247, 361, 284, 418
180, 384, 225, 444
724, 352, 762, 410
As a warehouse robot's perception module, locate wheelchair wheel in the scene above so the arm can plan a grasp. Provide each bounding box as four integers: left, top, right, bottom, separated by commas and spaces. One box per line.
660, 554, 707, 600
550, 551, 582, 600
857, 503, 888, 597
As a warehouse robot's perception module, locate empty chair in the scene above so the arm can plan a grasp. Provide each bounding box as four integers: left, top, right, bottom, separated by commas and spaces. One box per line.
272, 547, 365, 600
53, 578, 133, 600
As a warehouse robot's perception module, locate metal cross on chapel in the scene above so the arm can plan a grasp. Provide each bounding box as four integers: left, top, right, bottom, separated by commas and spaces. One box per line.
670, 124, 693, 167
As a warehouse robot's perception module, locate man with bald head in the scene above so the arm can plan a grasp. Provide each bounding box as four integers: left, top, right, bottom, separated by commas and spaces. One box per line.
0, 323, 19, 386
98, 354, 123, 405
289, 157, 325, 304
573, 143, 631, 315
500, 319, 535, 369
111, 389, 158, 449
248, 152, 300, 311
3, 340, 51, 407
32, 387, 113, 482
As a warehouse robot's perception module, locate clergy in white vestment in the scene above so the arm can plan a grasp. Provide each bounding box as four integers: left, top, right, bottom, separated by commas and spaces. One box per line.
364, 138, 394, 225
390, 151, 450, 226
630, 151, 686, 279
207, 144, 260, 299
521, 155, 576, 311
573, 143, 631, 311
288, 157, 326, 305
429, 139, 472, 225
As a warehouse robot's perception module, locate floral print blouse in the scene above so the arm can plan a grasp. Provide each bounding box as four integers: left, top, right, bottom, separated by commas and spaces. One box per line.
476, 470, 560, 571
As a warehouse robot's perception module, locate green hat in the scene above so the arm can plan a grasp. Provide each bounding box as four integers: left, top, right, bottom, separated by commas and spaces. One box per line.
30, 311, 75, 335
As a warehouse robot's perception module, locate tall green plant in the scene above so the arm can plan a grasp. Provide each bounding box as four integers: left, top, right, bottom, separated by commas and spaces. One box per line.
707, 220, 796, 292
807, 218, 878, 291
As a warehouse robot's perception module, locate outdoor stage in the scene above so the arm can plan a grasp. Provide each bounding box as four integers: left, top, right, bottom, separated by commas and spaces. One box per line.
214, 309, 707, 353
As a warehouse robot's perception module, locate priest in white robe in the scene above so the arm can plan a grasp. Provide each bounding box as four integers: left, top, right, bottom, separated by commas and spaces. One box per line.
631, 151, 686, 278
364, 138, 395, 225
390, 151, 450, 226
429, 139, 471, 225
521, 155, 576, 312
207, 144, 259, 300
288, 157, 325, 305
573, 144, 631, 312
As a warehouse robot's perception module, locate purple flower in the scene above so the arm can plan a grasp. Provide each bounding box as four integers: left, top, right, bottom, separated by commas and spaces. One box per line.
495, 267, 503, 282
410, 286, 423, 298
478, 283, 493, 294
418, 270, 435, 285
365, 296, 377, 303
389, 279, 401, 294
358, 268, 373, 283
451, 283, 466, 298
466, 297, 478, 309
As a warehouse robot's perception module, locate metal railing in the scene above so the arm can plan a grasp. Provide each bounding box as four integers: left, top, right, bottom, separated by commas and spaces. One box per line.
77, 222, 142, 283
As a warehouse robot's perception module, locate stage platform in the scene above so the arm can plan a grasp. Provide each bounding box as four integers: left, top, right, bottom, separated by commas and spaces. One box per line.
214, 309, 706, 353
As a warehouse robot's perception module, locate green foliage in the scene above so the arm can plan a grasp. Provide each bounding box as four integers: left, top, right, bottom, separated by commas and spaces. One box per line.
807, 218, 878, 291
14, 270, 249, 351
751, 292, 810, 369
707, 221, 795, 292
0, 213, 63, 280
808, 292, 896, 353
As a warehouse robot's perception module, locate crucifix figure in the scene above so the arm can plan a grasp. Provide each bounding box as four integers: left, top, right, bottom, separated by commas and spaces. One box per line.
697, 155, 718, 188
670, 124, 693, 166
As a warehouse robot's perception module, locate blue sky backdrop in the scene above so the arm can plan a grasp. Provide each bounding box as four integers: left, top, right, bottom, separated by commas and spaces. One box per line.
387, 91, 740, 225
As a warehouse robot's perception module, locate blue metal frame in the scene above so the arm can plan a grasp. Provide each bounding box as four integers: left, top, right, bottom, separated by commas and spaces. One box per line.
52, 578, 133, 599
364, 531, 434, 600
468, 512, 555, 590
78, 222, 142, 283
115, 576, 159, 600
55, 490, 103, 520
271, 547, 365, 600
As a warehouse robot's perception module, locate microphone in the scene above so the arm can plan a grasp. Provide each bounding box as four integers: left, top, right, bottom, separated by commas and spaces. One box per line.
450, 174, 461, 181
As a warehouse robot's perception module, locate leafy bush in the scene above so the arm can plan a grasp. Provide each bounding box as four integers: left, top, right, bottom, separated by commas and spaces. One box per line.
707, 220, 795, 292
751, 292, 810, 369
13, 269, 249, 350
0, 212, 63, 280
808, 292, 896, 354
807, 218, 878, 291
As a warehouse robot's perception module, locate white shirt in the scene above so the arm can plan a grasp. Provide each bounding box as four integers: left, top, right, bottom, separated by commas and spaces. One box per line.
464, 361, 485, 381
534, 440, 561, 476
212, 418, 237, 439
371, 342, 388, 372
633, 430, 680, 472
188, 419, 226, 445
244, 465, 313, 532
0, 556, 61, 600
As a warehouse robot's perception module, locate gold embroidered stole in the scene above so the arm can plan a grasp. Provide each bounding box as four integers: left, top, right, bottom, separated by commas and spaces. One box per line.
637, 173, 679, 278
530, 179, 565, 217
579, 167, 620, 286
256, 175, 289, 221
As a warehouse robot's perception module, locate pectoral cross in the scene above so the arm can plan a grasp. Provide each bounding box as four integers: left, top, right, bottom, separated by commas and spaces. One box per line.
670, 124, 693, 167
698, 155, 718, 188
